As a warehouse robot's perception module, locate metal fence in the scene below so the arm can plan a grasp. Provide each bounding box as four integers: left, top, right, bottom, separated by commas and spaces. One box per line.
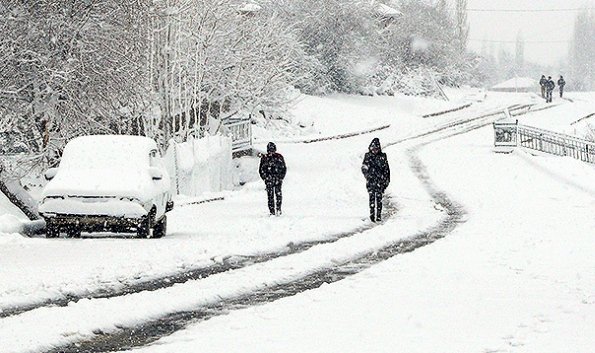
222, 119, 252, 153
494, 120, 595, 164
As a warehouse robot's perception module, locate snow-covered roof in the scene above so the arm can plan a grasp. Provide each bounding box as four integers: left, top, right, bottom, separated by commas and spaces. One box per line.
377, 3, 402, 17
492, 77, 538, 89
239, 2, 261, 13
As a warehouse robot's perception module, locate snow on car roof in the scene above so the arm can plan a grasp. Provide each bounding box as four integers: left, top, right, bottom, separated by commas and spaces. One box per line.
59, 135, 157, 171
42, 135, 166, 199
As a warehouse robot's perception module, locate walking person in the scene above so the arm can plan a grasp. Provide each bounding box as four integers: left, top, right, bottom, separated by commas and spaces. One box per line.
545, 76, 555, 103
557, 75, 566, 98
259, 142, 287, 216
539, 75, 547, 98
361, 138, 390, 222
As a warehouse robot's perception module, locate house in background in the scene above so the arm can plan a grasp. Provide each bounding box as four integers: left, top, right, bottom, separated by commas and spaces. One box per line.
490, 77, 539, 93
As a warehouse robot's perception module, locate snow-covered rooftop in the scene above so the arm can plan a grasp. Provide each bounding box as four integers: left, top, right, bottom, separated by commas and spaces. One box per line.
492, 77, 538, 89
377, 3, 402, 17
239, 2, 261, 13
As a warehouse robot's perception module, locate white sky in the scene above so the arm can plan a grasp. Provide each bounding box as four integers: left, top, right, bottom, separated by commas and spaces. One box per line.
465, 0, 595, 67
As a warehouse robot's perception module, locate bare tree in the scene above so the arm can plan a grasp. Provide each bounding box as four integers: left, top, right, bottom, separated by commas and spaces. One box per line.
0, 0, 151, 164
454, 0, 469, 55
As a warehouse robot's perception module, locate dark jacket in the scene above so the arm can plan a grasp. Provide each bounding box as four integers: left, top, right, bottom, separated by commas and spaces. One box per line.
259, 143, 287, 185
557, 78, 566, 87
539, 77, 548, 86
362, 138, 390, 191
546, 80, 555, 91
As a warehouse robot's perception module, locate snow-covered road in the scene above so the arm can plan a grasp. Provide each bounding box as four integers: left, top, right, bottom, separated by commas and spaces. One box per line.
2, 91, 593, 353
113, 94, 594, 353
1, 91, 506, 317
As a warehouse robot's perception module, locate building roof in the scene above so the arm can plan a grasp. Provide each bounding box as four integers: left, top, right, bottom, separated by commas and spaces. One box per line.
377, 3, 402, 17
491, 77, 538, 89
239, 2, 262, 13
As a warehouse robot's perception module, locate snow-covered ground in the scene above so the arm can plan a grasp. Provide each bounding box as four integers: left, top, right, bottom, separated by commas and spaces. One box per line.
117, 95, 595, 353
0, 90, 491, 314
0, 192, 28, 237
1, 90, 594, 352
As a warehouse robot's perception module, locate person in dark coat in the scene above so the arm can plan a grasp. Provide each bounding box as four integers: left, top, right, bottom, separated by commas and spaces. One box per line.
557, 75, 566, 98
539, 75, 548, 98
361, 138, 390, 222
259, 142, 287, 216
545, 76, 555, 103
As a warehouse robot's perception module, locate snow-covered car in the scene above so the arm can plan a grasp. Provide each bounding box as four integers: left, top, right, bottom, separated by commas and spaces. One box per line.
39, 135, 174, 238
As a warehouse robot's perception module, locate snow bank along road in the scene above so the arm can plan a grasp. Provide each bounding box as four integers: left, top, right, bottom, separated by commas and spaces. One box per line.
0, 99, 527, 353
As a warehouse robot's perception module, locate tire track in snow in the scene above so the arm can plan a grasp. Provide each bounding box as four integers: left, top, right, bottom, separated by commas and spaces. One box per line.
44, 105, 515, 353
1, 128, 403, 319
7, 107, 495, 319
0, 201, 398, 319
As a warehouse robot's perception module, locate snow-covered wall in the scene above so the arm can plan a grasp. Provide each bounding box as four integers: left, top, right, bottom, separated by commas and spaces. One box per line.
164, 136, 234, 197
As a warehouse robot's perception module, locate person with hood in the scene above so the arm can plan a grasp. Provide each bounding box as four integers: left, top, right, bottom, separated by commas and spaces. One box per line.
557, 75, 566, 98
545, 76, 555, 103
539, 75, 548, 98
259, 142, 287, 216
361, 138, 390, 222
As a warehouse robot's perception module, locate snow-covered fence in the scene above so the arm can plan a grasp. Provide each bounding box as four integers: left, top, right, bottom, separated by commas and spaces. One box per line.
221, 119, 252, 153
518, 125, 595, 163
493, 121, 595, 164
164, 136, 234, 197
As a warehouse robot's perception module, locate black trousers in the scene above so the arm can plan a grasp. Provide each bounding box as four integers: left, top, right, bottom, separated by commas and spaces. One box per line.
266, 182, 282, 215
559, 86, 564, 97
546, 90, 553, 103
368, 189, 383, 221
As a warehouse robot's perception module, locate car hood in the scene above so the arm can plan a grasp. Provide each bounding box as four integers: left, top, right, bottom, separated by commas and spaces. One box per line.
41, 168, 168, 201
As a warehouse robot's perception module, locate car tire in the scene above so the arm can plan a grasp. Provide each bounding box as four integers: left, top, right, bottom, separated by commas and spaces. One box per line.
137, 209, 155, 238
66, 226, 81, 238
152, 215, 167, 239
46, 221, 59, 238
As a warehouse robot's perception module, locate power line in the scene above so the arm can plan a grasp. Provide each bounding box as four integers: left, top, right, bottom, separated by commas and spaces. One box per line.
465, 8, 594, 13
469, 39, 571, 44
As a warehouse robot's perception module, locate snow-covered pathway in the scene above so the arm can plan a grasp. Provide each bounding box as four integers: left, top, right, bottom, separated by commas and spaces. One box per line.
1, 91, 516, 316
0, 118, 387, 315
118, 105, 595, 353
1, 92, 552, 353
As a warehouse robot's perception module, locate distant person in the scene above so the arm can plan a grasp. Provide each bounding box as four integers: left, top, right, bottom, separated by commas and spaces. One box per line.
259, 142, 287, 216
557, 75, 566, 98
545, 76, 555, 103
539, 75, 548, 98
361, 138, 390, 222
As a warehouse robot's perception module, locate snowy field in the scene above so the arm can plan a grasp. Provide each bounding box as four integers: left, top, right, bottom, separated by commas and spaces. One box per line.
1, 91, 594, 352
